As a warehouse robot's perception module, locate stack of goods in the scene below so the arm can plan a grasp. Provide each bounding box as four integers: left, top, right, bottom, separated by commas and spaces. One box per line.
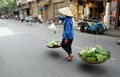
78, 46, 111, 64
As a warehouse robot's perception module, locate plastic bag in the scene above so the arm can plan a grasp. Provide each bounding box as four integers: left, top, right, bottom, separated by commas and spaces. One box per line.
48, 22, 57, 34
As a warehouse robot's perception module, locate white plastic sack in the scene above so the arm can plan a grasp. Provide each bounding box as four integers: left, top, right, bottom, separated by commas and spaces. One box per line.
48, 23, 57, 34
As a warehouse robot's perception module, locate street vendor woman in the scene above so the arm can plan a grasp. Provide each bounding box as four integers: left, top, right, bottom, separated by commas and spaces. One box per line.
56, 7, 74, 61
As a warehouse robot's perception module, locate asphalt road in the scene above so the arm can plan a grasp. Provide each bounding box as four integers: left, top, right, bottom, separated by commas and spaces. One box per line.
0, 19, 120, 77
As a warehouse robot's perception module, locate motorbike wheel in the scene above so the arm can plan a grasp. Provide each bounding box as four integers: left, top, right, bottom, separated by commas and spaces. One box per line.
116, 40, 120, 45
80, 27, 85, 32
95, 27, 99, 34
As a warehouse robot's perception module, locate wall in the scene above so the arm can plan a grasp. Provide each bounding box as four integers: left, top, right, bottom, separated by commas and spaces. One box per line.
52, 0, 64, 3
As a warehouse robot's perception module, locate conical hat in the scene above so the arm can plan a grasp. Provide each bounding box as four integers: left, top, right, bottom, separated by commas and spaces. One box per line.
58, 7, 73, 17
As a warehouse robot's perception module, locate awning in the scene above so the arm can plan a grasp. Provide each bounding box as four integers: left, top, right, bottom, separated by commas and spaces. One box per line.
21, 0, 26, 4
27, 0, 34, 3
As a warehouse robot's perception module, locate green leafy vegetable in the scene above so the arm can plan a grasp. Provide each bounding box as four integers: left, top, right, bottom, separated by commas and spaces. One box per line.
47, 40, 58, 47
78, 46, 111, 63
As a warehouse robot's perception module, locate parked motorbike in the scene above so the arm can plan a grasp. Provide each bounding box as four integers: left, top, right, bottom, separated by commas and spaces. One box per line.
78, 19, 104, 34
31, 17, 39, 23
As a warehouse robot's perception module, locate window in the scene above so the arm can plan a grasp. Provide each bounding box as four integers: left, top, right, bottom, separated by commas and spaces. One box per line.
69, 0, 73, 2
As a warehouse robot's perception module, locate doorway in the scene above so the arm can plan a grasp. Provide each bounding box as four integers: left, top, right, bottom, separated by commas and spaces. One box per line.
117, 4, 120, 27
26, 8, 30, 16
44, 5, 48, 19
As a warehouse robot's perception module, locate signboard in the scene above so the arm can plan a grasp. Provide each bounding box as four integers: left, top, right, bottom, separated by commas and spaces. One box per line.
39, 6, 44, 10
110, 0, 118, 29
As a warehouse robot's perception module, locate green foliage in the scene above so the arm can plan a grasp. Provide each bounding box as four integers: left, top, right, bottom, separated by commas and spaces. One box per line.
78, 46, 111, 63
0, 0, 17, 14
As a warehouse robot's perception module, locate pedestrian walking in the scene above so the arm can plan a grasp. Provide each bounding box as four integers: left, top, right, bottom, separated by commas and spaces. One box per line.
38, 14, 42, 23
25, 15, 29, 25
25, 15, 32, 25
20, 14, 24, 23
56, 7, 74, 61
29, 16, 33, 25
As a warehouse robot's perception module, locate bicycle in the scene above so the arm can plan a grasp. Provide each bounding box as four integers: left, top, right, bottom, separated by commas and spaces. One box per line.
43, 18, 53, 25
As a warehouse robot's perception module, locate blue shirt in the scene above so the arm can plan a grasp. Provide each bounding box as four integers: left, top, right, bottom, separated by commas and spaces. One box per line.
26, 16, 29, 20
56, 16, 74, 39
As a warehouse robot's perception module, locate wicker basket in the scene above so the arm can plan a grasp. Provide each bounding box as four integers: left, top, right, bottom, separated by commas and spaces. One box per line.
47, 45, 61, 48
78, 52, 107, 64
47, 41, 61, 48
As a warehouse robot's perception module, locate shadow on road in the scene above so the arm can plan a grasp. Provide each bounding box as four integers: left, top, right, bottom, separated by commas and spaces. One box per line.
76, 62, 107, 75
46, 50, 62, 59
45, 49, 75, 62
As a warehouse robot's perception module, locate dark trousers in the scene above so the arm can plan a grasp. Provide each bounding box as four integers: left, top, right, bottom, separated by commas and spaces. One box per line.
21, 19, 24, 23
39, 19, 42, 23
61, 38, 73, 55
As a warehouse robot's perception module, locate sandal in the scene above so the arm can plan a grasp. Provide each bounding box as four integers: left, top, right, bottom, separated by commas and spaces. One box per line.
66, 54, 73, 61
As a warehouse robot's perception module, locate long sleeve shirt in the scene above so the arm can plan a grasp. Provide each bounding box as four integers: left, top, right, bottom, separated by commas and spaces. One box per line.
56, 16, 74, 39
26, 16, 29, 21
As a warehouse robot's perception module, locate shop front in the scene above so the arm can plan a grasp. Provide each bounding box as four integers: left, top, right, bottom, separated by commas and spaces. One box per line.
77, 0, 120, 30
77, 0, 104, 19
110, 0, 119, 29
52, 0, 77, 18
21, 3, 30, 16
117, 2, 120, 28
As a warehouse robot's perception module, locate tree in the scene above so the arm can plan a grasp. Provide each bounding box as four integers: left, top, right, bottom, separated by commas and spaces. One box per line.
0, 0, 17, 15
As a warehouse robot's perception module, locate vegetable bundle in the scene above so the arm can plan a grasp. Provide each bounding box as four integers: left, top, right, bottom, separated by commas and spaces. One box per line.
78, 46, 111, 64
47, 40, 61, 48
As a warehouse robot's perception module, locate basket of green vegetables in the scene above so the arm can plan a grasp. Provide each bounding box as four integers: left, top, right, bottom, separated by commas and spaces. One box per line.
47, 40, 61, 48
78, 46, 111, 64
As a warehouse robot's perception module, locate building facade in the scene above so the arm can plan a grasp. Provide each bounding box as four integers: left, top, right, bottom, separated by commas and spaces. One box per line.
16, 0, 120, 29
116, 1, 120, 28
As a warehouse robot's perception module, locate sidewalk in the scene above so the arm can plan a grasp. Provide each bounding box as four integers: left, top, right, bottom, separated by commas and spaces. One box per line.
103, 29, 120, 37
73, 25, 120, 37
